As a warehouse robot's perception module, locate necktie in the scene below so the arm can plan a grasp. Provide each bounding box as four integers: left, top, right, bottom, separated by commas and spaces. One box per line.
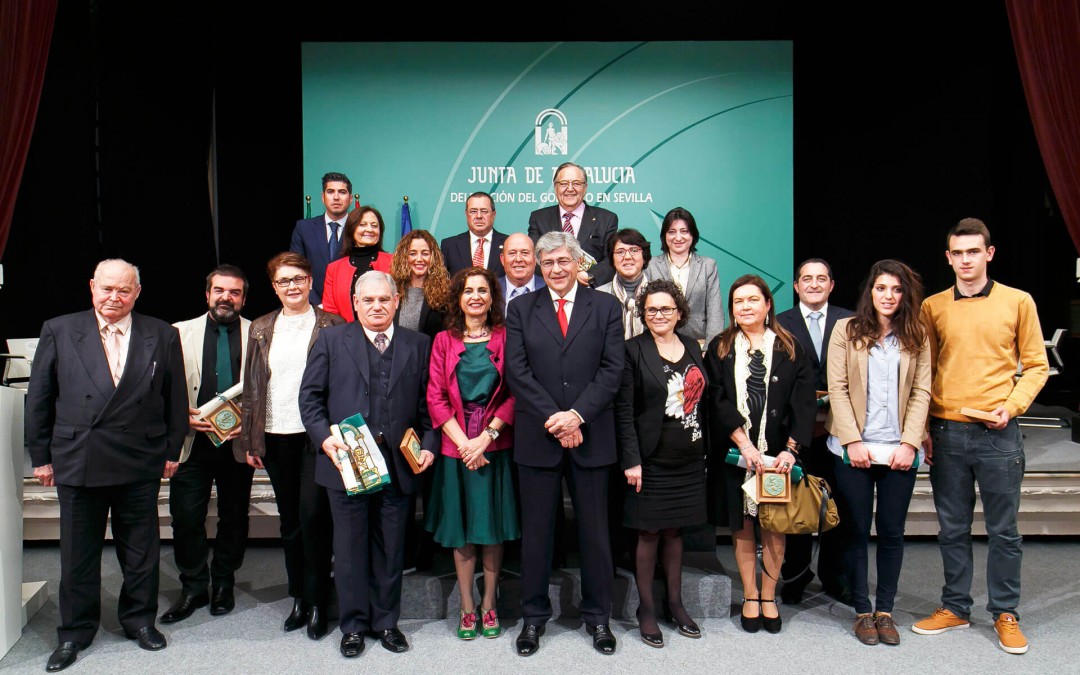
216, 324, 233, 392
509, 286, 524, 300
374, 332, 388, 354
556, 299, 568, 337
102, 324, 123, 386
808, 311, 823, 360
472, 237, 486, 268
561, 212, 574, 234
329, 221, 340, 260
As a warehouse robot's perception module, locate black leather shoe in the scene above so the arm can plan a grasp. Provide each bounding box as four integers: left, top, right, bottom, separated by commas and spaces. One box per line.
283, 598, 309, 632
210, 586, 235, 616
375, 627, 409, 653
741, 598, 762, 633
160, 591, 209, 623
665, 603, 701, 639
340, 632, 365, 658
761, 599, 783, 634
124, 626, 167, 651
515, 624, 544, 656
46, 641, 89, 672
636, 608, 664, 648
307, 605, 329, 640
586, 623, 617, 654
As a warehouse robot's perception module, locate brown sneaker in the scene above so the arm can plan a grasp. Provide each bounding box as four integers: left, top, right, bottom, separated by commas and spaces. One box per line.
994, 613, 1028, 654
911, 607, 970, 635
874, 612, 900, 645
853, 613, 879, 645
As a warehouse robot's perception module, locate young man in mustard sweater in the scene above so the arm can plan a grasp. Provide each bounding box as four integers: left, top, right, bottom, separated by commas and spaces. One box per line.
913, 218, 1048, 655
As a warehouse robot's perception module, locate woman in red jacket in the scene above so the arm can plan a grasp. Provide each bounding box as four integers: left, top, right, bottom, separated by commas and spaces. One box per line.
321, 205, 392, 321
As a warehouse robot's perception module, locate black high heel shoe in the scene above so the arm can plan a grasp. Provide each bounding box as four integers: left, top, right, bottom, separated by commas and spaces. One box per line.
761, 599, 782, 634
636, 607, 664, 648
741, 598, 762, 633
665, 602, 701, 638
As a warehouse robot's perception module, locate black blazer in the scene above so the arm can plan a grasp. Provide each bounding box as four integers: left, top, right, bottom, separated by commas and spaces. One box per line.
505, 285, 625, 469
440, 229, 508, 278
25, 310, 188, 486
704, 335, 816, 454
615, 332, 708, 470
776, 304, 854, 391
299, 323, 438, 496
393, 295, 445, 342
527, 204, 618, 286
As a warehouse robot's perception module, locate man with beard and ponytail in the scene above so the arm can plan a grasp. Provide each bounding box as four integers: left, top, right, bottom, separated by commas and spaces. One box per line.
162, 265, 255, 623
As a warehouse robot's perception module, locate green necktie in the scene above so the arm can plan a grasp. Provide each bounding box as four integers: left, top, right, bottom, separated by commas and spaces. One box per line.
216, 324, 233, 392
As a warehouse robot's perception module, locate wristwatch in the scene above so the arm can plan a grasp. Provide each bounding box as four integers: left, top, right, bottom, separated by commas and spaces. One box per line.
484, 426, 500, 441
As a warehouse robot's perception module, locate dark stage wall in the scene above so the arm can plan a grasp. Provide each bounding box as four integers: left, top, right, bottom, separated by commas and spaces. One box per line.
4, 4, 1076, 394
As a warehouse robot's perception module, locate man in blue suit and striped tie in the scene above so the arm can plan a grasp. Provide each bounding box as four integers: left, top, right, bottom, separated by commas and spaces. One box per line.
290, 172, 352, 306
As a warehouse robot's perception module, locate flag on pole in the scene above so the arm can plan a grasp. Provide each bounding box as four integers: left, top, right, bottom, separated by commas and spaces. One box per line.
401, 198, 412, 237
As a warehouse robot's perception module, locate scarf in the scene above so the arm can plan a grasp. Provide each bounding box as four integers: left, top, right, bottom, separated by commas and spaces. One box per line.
733, 328, 776, 515
611, 272, 647, 339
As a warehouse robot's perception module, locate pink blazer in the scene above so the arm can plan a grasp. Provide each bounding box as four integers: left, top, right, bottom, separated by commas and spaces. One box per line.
427, 327, 515, 458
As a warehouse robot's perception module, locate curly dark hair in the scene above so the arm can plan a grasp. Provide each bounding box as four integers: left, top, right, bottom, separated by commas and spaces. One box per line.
444, 267, 505, 339
846, 259, 926, 352
635, 279, 690, 331
389, 230, 451, 311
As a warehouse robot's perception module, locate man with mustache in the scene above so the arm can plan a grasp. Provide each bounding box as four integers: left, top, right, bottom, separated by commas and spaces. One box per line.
162, 265, 254, 623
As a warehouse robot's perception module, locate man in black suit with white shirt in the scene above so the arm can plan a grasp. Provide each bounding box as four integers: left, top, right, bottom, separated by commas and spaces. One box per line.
441, 191, 508, 278
775, 258, 854, 605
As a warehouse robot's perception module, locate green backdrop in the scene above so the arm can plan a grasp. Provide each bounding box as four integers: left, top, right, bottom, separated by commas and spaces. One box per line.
301, 41, 793, 305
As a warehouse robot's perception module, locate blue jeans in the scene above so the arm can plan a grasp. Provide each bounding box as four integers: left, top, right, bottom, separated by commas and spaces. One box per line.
929, 418, 1024, 620
833, 455, 917, 614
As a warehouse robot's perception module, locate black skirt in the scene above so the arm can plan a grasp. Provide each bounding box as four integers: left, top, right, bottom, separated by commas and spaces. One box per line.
624, 457, 707, 531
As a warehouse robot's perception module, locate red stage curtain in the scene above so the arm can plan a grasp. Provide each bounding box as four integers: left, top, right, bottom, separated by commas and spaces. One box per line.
0, 0, 56, 259
1006, 0, 1080, 253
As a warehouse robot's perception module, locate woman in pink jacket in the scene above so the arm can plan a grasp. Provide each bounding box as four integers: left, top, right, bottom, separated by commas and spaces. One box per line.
426, 267, 519, 641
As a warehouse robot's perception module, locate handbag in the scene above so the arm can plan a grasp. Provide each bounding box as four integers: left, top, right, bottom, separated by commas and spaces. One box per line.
758, 473, 839, 535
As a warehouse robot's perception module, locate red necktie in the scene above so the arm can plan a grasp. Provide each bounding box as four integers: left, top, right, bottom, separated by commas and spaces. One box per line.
556, 299, 568, 337
472, 237, 485, 267
561, 212, 574, 234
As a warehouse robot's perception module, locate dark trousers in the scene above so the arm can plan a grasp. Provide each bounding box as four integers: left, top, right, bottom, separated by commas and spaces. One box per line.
262, 433, 333, 606
57, 480, 161, 644
781, 435, 852, 590
326, 479, 411, 634
168, 435, 254, 593
518, 458, 614, 626
833, 455, 917, 614
929, 418, 1025, 620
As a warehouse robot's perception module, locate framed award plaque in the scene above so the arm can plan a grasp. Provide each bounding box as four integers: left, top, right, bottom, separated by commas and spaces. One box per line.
756, 466, 791, 504
205, 400, 241, 447
399, 428, 424, 474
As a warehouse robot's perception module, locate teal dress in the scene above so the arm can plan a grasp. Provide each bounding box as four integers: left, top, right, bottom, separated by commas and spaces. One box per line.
425, 341, 520, 548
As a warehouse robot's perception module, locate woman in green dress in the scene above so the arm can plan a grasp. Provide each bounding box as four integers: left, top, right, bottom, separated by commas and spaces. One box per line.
425, 267, 519, 640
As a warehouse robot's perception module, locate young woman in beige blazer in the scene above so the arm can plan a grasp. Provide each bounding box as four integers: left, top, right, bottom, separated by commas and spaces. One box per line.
826, 259, 931, 647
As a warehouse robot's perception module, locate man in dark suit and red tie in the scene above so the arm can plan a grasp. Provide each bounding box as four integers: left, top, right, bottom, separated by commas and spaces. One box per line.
25, 259, 188, 672
299, 270, 436, 659
441, 191, 508, 278
290, 171, 352, 306
775, 258, 855, 605
527, 162, 617, 287
505, 232, 625, 657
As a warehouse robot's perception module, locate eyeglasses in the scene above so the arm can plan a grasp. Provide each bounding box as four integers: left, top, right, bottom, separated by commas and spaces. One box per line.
539, 258, 575, 270
613, 246, 642, 259
273, 275, 310, 288
554, 180, 586, 189
644, 306, 677, 317
467, 209, 492, 217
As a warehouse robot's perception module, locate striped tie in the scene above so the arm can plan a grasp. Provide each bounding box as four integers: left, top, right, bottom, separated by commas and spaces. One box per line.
472, 237, 485, 268
562, 212, 574, 234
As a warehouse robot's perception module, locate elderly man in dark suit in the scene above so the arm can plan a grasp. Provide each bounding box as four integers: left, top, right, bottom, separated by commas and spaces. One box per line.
527, 162, 618, 287
26, 259, 188, 672
290, 171, 352, 306
441, 191, 508, 278
299, 270, 436, 659
498, 232, 544, 312
506, 232, 625, 657
774, 258, 855, 605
